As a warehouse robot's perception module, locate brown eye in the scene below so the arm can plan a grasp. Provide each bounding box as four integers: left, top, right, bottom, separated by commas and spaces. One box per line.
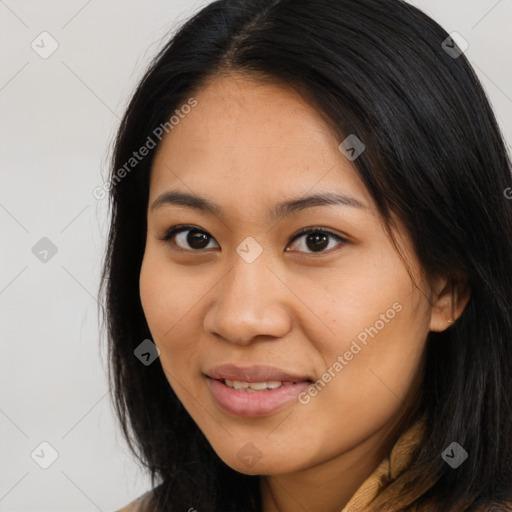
287, 228, 347, 254
159, 225, 218, 251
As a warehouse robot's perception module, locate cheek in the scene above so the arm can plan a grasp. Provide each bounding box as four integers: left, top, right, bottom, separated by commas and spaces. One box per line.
299, 254, 406, 351
139, 254, 168, 333
139, 253, 188, 352
139, 251, 206, 382
319, 299, 428, 421
303, 252, 429, 404
294, 302, 428, 461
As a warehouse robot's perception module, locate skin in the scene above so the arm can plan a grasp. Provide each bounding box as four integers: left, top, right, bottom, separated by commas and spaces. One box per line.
139, 73, 470, 512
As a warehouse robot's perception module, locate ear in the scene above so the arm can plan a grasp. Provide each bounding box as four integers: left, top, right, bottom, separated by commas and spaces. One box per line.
429, 276, 471, 332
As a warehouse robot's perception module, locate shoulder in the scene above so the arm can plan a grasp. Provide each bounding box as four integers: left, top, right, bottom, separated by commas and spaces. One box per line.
114, 489, 154, 512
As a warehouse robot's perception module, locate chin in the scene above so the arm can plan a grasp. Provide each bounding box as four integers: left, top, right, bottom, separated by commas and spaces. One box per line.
218, 449, 305, 476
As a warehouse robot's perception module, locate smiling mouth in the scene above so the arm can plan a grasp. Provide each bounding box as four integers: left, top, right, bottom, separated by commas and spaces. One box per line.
204, 363, 315, 416
206, 377, 314, 417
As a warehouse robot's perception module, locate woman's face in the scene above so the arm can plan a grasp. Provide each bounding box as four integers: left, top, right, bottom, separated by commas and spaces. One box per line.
139, 73, 446, 476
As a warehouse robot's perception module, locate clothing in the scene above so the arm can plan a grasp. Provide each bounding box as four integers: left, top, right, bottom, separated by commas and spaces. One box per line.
342, 416, 427, 511
115, 488, 152, 512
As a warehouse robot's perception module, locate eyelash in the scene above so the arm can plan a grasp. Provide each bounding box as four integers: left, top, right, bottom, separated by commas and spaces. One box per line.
158, 224, 348, 255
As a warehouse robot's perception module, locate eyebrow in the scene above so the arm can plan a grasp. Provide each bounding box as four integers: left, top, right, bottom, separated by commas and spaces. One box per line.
150, 189, 368, 220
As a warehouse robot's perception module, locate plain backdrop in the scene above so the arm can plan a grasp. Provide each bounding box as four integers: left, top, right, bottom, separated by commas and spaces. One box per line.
0, 1, 511, 510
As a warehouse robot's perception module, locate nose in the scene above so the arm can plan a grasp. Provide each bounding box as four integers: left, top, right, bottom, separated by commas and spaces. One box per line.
203, 253, 293, 346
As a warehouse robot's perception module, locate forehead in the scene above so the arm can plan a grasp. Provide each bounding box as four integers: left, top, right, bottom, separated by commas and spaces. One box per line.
149, 74, 374, 216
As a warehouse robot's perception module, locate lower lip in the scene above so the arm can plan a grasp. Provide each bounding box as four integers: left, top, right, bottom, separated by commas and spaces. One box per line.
207, 378, 310, 417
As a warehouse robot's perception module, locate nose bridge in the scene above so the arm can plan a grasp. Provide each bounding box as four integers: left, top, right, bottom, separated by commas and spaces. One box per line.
229, 248, 276, 307
204, 246, 292, 344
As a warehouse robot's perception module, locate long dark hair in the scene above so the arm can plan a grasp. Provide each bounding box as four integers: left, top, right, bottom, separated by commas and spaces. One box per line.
99, 0, 512, 510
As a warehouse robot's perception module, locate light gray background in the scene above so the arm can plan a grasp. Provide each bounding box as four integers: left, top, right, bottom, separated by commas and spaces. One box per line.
1, 1, 511, 511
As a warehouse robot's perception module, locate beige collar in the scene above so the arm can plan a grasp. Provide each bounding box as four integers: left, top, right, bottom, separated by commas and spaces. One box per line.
341, 416, 427, 511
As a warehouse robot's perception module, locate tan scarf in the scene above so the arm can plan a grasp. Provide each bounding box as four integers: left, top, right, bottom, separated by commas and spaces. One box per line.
341, 417, 512, 512
341, 416, 429, 511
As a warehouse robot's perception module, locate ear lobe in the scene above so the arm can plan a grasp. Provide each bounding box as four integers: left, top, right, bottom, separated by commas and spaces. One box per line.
429, 277, 471, 333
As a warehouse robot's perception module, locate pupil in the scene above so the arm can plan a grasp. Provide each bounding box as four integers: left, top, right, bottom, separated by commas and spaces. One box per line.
189, 231, 210, 249
307, 233, 328, 252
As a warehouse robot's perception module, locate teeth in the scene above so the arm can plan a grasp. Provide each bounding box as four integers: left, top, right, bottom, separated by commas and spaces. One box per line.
223, 379, 285, 391
224, 379, 249, 390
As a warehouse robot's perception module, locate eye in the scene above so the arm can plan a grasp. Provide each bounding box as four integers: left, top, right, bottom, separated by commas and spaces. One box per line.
158, 225, 219, 251
286, 227, 348, 254
158, 225, 348, 254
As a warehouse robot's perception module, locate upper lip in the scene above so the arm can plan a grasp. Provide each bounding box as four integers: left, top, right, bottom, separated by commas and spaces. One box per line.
206, 364, 313, 383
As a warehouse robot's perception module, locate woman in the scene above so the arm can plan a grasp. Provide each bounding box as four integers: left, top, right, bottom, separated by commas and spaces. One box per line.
101, 0, 512, 510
